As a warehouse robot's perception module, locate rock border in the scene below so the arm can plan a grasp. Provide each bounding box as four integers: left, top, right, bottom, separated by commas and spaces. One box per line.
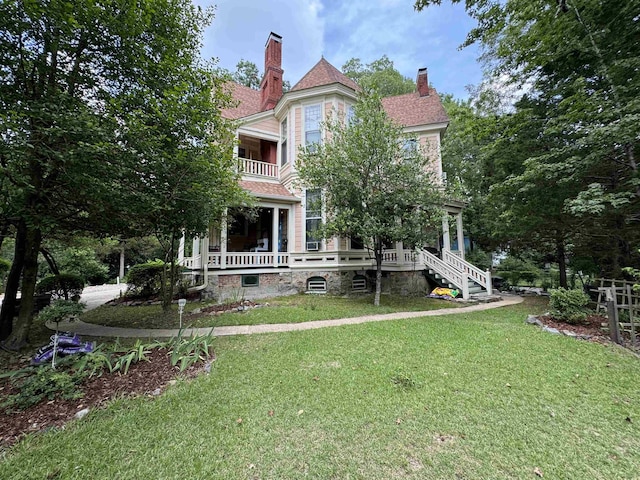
525, 315, 594, 341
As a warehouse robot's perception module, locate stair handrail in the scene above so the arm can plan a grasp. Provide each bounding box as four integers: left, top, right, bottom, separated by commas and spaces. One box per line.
419, 249, 469, 299
442, 250, 492, 295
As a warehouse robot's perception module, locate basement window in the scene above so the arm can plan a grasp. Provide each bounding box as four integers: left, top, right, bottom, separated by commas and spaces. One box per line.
352, 274, 367, 292
307, 276, 327, 293
242, 274, 259, 287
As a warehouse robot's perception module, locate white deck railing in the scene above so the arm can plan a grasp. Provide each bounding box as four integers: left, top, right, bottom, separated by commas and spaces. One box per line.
442, 250, 492, 295
419, 250, 469, 299
241, 158, 279, 178
208, 252, 289, 268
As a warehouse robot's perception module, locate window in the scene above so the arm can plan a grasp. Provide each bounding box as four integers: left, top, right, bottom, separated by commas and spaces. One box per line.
307, 276, 327, 292
402, 138, 418, 160
280, 117, 288, 166
346, 104, 356, 125
305, 104, 322, 152
352, 274, 367, 291
305, 189, 322, 250
242, 274, 259, 287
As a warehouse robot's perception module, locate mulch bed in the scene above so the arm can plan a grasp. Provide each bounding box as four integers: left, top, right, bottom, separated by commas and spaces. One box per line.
0, 349, 208, 450
538, 313, 609, 339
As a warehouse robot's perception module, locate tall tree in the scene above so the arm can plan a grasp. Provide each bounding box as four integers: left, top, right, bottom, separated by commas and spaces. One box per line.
232, 59, 261, 89
342, 55, 415, 97
0, 0, 241, 347
298, 90, 443, 306
417, 0, 640, 276
231, 59, 290, 92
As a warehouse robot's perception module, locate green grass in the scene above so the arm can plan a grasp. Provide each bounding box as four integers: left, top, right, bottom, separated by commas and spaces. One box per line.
82, 293, 458, 329
2, 298, 639, 479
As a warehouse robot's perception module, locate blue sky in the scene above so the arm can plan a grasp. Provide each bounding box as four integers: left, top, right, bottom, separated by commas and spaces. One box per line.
194, 0, 483, 100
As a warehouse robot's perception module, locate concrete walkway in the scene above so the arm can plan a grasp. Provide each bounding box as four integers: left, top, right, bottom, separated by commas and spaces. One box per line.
48, 295, 524, 338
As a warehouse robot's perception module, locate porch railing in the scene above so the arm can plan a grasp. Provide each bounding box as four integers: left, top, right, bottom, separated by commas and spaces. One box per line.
419, 249, 469, 299
207, 252, 289, 268
442, 250, 492, 295
240, 158, 279, 179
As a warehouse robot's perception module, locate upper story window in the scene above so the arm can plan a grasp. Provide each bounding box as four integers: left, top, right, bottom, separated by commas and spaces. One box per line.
280, 117, 288, 166
346, 104, 356, 125
305, 104, 322, 152
402, 138, 418, 160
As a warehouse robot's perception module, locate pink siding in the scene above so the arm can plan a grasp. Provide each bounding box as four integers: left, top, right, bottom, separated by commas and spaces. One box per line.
294, 203, 304, 252
247, 117, 279, 134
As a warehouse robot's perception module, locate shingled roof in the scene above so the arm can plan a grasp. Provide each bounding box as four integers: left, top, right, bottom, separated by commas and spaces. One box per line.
221, 82, 262, 120
290, 57, 359, 92
381, 88, 449, 128
239, 180, 299, 201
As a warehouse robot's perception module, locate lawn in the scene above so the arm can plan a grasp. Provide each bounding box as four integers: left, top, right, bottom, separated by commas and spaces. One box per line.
2, 298, 639, 479
81, 293, 458, 329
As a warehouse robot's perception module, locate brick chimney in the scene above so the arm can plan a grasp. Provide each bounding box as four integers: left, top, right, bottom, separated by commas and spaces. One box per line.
416, 68, 429, 97
260, 32, 284, 111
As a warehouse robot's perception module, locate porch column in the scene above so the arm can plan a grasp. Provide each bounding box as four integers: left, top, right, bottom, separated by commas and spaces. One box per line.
442, 214, 451, 253
202, 235, 210, 269
272, 207, 279, 267
178, 234, 185, 263
456, 212, 465, 260
220, 209, 228, 270
192, 236, 201, 269
396, 241, 404, 265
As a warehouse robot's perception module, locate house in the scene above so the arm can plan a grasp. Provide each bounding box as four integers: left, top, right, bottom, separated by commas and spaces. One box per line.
179, 32, 491, 299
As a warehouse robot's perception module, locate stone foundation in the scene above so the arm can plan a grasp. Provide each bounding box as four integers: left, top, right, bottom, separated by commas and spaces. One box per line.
202, 269, 429, 301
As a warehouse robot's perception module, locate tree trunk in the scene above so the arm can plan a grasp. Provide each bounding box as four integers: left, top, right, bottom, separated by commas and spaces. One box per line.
0, 224, 27, 341
161, 233, 177, 312
40, 247, 60, 275
557, 238, 567, 288
374, 239, 383, 307
4, 226, 42, 349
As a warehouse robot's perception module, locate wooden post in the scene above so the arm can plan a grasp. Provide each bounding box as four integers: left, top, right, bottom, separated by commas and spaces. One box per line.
606, 287, 621, 345
628, 285, 636, 348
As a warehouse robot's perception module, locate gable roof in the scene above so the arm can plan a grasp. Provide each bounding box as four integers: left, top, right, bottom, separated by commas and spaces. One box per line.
290, 57, 359, 92
381, 89, 449, 128
221, 82, 262, 120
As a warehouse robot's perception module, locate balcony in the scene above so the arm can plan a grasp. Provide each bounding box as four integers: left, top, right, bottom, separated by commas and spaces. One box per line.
240, 157, 279, 179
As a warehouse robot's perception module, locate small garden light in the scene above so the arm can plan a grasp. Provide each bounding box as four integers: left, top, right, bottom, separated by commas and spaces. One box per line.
178, 298, 187, 329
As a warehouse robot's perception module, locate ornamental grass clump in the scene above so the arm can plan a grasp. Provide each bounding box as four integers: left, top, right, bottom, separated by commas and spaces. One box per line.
549, 287, 591, 324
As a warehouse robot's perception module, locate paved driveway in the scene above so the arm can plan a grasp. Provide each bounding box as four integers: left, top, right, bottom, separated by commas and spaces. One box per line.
0, 283, 127, 311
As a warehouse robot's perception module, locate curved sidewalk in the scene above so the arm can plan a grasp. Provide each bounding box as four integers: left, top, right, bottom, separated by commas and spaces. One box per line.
49, 295, 524, 339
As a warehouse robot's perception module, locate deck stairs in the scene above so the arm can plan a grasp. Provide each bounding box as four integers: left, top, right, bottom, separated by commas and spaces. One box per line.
419, 249, 492, 299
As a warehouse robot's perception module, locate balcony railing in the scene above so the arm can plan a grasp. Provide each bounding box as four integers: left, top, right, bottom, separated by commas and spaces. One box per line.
240, 158, 279, 179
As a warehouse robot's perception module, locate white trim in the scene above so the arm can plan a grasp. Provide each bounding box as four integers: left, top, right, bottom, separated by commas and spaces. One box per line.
237, 126, 280, 142
402, 122, 448, 135
274, 83, 358, 117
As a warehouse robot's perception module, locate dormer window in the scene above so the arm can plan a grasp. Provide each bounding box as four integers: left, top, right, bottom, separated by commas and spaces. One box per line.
281, 117, 288, 166
305, 104, 322, 152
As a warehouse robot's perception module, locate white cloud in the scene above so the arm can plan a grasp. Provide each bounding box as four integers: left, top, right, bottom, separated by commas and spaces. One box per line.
198, 0, 325, 84
195, 0, 483, 99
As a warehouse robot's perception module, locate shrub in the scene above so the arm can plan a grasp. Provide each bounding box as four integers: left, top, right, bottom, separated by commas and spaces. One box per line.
60, 248, 109, 285
1, 367, 84, 411
36, 273, 85, 300
125, 260, 165, 298
549, 287, 591, 324
36, 300, 86, 326
126, 260, 179, 298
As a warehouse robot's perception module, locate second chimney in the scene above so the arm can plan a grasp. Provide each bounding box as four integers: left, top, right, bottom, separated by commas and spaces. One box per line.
260, 32, 284, 111
416, 68, 429, 97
